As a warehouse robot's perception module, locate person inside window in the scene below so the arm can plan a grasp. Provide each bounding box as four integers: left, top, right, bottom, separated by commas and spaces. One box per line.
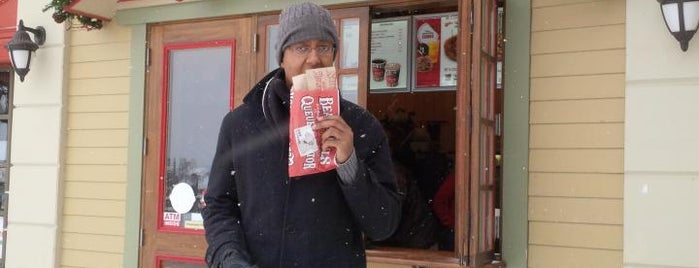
202, 3, 401, 268
432, 170, 456, 250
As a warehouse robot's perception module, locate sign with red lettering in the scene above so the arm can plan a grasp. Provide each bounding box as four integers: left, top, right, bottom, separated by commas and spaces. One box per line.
163, 212, 181, 227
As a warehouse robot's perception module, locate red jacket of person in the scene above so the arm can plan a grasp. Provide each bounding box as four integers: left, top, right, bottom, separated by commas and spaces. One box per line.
432, 171, 455, 228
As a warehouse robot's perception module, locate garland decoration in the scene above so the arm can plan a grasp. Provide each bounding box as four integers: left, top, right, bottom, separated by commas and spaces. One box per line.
42, 0, 103, 30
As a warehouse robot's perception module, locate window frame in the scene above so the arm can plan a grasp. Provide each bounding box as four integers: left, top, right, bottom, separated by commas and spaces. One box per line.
0, 68, 15, 268
256, 1, 503, 266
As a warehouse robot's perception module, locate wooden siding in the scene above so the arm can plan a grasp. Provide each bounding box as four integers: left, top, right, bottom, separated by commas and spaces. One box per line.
61, 23, 131, 268
63, 215, 126, 235
61, 249, 123, 268
529, 245, 622, 268
529, 0, 625, 267
68, 112, 129, 130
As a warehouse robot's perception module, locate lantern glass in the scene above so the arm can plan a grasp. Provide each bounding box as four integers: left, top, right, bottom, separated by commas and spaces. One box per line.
686, 2, 699, 31
662, 3, 681, 32
10, 50, 30, 69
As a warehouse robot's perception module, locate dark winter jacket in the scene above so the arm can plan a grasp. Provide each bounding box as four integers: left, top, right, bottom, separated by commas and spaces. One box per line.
203, 69, 401, 268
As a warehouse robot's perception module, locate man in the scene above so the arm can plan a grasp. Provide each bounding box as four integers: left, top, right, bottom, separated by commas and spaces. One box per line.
202, 2, 401, 268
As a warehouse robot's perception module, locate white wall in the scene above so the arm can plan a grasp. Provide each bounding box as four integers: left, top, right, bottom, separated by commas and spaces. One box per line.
5, 1, 66, 267
625, 1, 699, 268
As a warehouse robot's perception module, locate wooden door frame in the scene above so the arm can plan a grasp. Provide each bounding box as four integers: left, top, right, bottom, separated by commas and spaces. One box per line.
466, 0, 499, 266
255, 13, 278, 81
456, 0, 475, 265
141, 17, 254, 268
332, 6, 370, 106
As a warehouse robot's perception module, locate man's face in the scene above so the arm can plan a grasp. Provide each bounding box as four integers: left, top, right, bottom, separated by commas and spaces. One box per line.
280, 40, 335, 87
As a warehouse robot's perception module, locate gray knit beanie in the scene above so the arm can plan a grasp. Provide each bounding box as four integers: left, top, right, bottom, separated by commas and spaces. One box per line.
276, 2, 339, 64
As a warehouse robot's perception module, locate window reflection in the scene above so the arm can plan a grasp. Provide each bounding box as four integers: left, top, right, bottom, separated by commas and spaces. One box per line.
0, 84, 8, 114
0, 121, 7, 163
341, 19, 360, 69
267, 25, 280, 72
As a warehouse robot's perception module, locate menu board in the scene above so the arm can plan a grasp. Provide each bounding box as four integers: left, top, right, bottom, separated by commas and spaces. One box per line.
370, 18, 409, 91
414, 13, 458, 89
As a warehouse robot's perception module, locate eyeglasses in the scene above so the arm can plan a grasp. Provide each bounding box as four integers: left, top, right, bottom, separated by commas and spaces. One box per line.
289, 44, 335, 57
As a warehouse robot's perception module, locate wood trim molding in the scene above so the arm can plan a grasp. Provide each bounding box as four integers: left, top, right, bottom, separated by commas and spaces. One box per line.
367, 247, 462, 268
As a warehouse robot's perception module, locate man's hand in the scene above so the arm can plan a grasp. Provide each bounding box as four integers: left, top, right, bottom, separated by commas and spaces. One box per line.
314, 115, 354, 163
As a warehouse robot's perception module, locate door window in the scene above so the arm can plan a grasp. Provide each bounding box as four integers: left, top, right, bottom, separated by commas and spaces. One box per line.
159, 42, 234, 232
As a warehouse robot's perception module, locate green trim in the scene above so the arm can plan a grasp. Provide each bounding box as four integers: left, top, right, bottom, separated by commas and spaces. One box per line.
501, 0, 530, 267
124, 24, 147, 268
115, 0, 367, 25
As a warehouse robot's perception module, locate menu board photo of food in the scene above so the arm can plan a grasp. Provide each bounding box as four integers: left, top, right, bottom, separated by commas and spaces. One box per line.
440, 14, 458, 87
414, 12, 458, 89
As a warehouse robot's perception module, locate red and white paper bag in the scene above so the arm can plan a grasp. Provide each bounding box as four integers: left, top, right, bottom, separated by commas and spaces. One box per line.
288, 67, 341, 177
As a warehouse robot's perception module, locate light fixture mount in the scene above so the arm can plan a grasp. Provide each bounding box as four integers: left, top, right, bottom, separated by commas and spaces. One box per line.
4, 20, 46, 82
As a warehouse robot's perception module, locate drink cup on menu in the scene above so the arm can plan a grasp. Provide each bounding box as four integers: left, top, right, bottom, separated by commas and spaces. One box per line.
385, 63, 401, 87
371, 59, 387, 81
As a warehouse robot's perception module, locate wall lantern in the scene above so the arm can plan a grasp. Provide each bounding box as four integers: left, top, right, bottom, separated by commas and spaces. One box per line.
4, 20, 46, 82
658, 0, 699, 51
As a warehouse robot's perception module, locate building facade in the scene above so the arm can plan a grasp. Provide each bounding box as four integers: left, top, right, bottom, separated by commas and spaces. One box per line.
1, 0, 698, 268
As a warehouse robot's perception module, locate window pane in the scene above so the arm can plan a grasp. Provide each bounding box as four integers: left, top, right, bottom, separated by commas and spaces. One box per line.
267, 24, 280, 72
339, 75, 358, 104
341, 18, 360, 69
0, 83, 8, 115
0, 121, 7, 162
160, 260, 206, 268
163, 46, 232, 230
0, 167, 5, 198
